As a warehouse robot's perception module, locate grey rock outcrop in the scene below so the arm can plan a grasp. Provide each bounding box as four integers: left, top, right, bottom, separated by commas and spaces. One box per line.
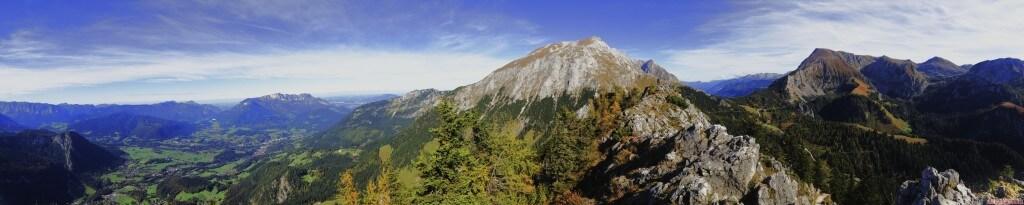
897, 167, 977, 205
598, 86, 829, 204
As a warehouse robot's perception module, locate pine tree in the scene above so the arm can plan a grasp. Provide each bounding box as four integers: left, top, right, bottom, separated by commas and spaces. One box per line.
413, 100, 487, 204
337, 171, 359, 205
539, 108, 590, 196
477, 120, 541, 204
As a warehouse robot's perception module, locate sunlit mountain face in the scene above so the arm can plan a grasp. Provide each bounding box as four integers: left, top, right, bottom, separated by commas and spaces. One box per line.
2, 1, 1024, 204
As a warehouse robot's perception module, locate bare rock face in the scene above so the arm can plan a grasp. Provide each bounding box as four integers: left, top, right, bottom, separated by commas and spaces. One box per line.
897, 167, 977, 205
755, 160, 831, 205
453, 36, 668, 108
599, 87, 829, 204
275, 174, 293, 204
777, 48, 878, 102
386, 88, 447, 118
638, 60, 680, 83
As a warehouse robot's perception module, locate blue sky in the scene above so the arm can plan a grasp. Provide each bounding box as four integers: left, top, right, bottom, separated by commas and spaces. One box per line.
1, 0, 1023, 104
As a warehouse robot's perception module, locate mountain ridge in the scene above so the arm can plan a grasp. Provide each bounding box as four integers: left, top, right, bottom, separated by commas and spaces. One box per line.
683, 73, 784, 97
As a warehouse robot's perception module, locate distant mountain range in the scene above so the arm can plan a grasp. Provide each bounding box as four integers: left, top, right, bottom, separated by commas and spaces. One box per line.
0, 101, 219, 129
0, 114, 25, 132
322, 94, 401, 109
683, 73, 784, 97
743, 48, 1024, 149
0, 93, 396, 135
219, 93, 352, 131
67, 113, 197, 143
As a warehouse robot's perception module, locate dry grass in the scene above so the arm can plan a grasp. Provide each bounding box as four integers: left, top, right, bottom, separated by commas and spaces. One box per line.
850, 79, 872, 96
997, 102, 1024, 114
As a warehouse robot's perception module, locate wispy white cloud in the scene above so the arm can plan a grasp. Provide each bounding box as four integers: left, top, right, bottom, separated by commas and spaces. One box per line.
0, 0, 544, 103
664, 0, 1024, 81
0, 46, 510, 96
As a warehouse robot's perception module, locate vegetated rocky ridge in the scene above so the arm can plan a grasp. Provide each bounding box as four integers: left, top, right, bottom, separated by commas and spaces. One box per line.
968, 58, 1024, 86
591, 85, 829, 204
683, 73, 784, 98
66, 113, 198, 141
0, 130, 122, 204
764, 48, 1022, 104
861, 56, 930, 99
917, 57, 968, 79
0, 114, 24, 132
0, 101, 220, 128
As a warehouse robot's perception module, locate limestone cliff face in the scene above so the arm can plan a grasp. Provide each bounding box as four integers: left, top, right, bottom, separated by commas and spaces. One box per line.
384, 89, 447, 119
591, 86, 830, 204
452, 36, 670, 108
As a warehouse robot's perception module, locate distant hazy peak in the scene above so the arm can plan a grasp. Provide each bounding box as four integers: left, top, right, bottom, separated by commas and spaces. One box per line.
240, 93, 327, 107
918, 56, 967, 79
923, 56, 953, 64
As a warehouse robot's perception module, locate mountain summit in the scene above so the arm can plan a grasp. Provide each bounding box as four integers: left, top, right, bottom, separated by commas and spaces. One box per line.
968, 58, 1024, 85
774, 48, 878, 101
917, 56, 967, 78
454, 36, 677, 107
221, 93, 349, 130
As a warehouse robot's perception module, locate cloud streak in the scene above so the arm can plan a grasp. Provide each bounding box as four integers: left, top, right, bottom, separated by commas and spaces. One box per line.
0, 46, 510, 96
664, 0, 1024, 81
0, 0, 542, 103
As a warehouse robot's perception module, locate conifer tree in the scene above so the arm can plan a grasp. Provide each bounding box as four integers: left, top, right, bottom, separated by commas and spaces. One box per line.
413, 100, 487, 204
337, 171, 359, 205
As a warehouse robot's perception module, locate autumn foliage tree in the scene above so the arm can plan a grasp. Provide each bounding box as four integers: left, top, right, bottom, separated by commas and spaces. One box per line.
337, 171, 359, 205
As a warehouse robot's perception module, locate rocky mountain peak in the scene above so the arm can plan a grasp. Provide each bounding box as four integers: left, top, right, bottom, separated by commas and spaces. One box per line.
638, 60, 680, 82
453, 36, 675, 108
231, 93, 332, 117
259, 93, 323, 103
801, 48, 878, 70
777, 48, 878, 101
